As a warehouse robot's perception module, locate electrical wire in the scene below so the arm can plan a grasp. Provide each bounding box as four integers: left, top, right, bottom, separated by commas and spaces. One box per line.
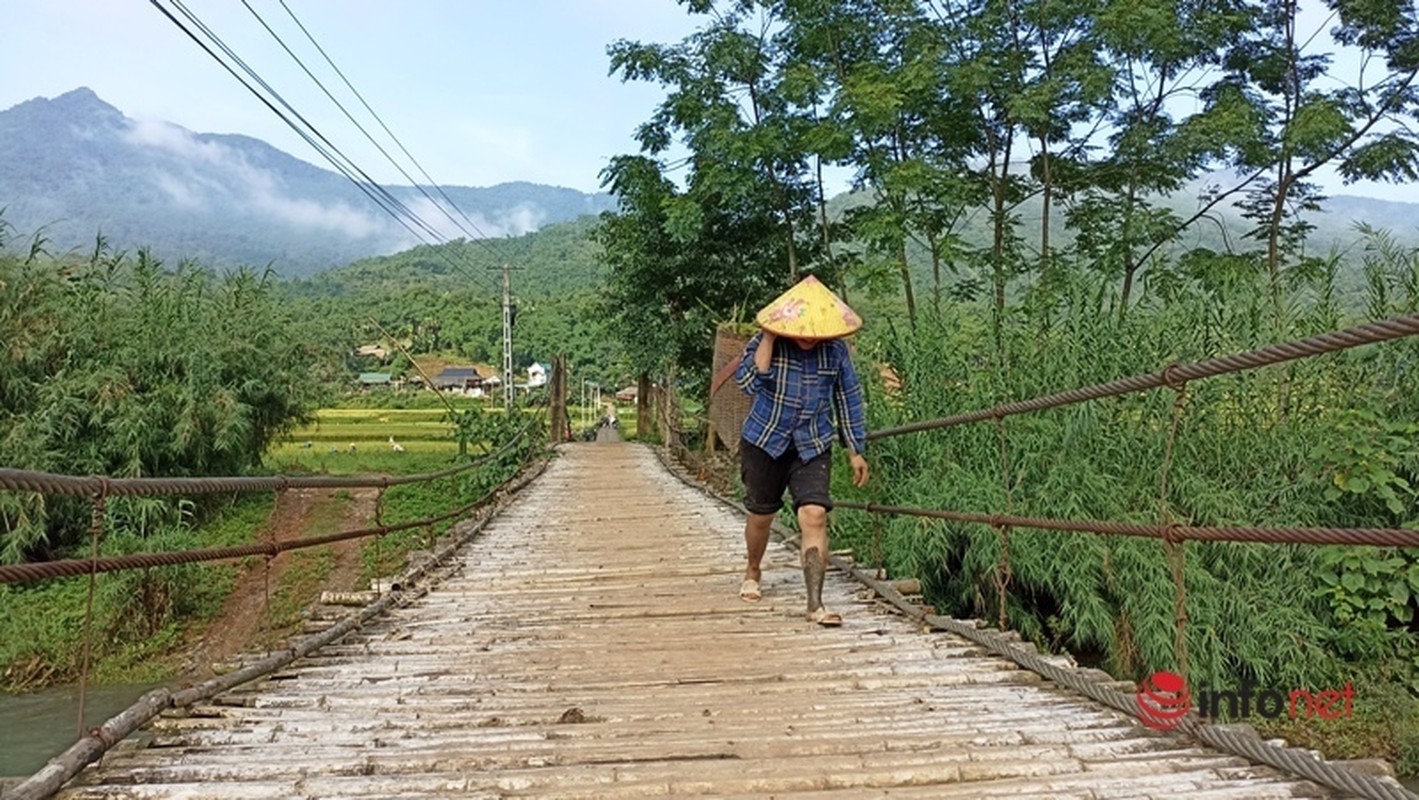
170, 0, 443, 241
150, 0, 504, 294
259, 0, 516, 287
153, 0, 444, 243
242, 0, 485, 245
274, 0, 502, 246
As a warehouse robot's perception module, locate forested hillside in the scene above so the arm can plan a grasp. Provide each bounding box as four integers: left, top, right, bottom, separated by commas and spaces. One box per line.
278, 216, 619, 385
291, 216, 605, 299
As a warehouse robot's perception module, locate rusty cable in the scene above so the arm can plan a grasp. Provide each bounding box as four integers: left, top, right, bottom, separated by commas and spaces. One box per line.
869, 313, 1419, 440
839, 558, 1417, 800
836, 502, 1419, 548
0, 488, 498, 584
655, 444, 1417, 800
992, 416, 1013, 631
0, 428, 538, 585
374, 485, 387, 595
0, 419, 536, 498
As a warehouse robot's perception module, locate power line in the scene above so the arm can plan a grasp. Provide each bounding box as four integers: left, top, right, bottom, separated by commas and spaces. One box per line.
241, 0, 484, 245
150, 0, 502, 295
153, 0, 444, 244
273, 0, 502, 247
169, 0, 443, 241
151, 0, 548, 397
249, 0, 519, 274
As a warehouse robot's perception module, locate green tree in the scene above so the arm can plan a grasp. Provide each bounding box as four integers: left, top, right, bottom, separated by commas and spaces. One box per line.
1224, 0, 1419, 326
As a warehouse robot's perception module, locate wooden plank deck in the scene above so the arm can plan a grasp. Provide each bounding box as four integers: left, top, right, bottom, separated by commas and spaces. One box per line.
57, 442, 1340, 799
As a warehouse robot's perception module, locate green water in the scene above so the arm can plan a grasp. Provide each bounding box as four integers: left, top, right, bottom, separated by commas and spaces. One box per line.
0, 683, 160, 779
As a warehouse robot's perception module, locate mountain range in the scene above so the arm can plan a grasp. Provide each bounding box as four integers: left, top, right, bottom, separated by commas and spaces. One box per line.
3, 88, 1417, 281
0, 88, 617, 276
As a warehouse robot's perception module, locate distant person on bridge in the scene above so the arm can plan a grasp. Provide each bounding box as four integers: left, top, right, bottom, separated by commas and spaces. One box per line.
732, 275, 869, 627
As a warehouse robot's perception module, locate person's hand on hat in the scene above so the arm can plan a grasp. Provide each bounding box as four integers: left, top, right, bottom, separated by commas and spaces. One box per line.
754, 327, 777, 374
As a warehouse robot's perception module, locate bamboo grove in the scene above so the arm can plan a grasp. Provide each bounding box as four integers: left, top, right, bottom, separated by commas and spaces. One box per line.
593, 0, 1419, 755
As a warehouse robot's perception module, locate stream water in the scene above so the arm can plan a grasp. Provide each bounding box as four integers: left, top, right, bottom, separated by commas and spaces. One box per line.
0, 682, 161, 779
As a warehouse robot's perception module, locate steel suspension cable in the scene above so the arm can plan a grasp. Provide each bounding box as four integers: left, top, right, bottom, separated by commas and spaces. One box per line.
869, 313, 1419, 440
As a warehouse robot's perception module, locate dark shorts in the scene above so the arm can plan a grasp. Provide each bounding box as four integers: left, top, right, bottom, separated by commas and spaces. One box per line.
740, 441, 833, 515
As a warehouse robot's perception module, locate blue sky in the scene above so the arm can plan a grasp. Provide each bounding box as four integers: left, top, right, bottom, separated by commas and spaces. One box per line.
1, 1, 702, 194
2, 1, 1413, 203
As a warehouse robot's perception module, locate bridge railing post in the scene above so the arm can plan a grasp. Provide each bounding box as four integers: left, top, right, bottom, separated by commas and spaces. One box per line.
1158, 377, 1192, 681
993, 415, 1013, 631
76, 485, 108, 737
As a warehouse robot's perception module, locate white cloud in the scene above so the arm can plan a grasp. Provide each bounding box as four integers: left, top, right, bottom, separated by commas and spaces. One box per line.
500, 204, 545, 236
152, 171, 204, 209
124, 118, 234, 166
124, 118, 391, 238
402, 197, 547, 240
252, 194, 388, 239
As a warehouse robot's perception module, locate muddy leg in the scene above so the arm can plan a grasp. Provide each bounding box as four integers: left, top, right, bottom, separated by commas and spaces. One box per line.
803, 546, 825, 613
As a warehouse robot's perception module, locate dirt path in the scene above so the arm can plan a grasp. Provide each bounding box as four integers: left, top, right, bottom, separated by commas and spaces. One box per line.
176, 486, 379, 683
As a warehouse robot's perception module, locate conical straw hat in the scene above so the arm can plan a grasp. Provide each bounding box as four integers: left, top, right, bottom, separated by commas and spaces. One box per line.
755, 275, 862, 339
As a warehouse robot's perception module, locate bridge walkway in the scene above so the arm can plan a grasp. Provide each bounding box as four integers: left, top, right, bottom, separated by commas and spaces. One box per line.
57, 442, 1339, 798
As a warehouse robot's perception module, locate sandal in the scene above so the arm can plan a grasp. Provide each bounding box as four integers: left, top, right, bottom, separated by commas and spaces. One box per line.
739, 578, 762, 602
807, 607, 843, 627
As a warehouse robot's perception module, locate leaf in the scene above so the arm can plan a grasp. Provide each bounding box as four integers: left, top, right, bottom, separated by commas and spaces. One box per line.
1342, 571, 1365, 592
1391, 582, 1411, 609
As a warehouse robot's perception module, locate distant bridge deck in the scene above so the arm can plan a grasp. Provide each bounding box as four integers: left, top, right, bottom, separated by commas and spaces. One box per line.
56, 443, 1344, 799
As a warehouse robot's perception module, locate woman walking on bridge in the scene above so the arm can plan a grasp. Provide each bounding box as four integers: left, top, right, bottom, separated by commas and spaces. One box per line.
733, 275, 870, 626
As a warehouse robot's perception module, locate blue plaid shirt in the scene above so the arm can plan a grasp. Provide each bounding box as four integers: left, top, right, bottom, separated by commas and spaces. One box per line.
734, 332, 867, 461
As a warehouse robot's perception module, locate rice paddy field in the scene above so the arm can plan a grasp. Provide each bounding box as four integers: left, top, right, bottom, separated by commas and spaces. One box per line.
266, 408, 466, 474
264, 403, 638, 474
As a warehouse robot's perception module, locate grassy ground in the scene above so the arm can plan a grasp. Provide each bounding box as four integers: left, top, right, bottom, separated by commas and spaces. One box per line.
258, 493, 352, 646
0, 494, 274, 691
0, 400, 554, 694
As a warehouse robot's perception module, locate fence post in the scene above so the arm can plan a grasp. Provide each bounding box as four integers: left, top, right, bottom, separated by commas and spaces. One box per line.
549, 354, 569, 444
1158, 376, 1192, 680
871, 495, 885, 581
993, 416, 1014, 631
76, 484, 108, 736
373, 486, 387, 595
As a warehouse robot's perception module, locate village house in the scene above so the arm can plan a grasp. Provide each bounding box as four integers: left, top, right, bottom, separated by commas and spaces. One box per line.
432, 364, 501, 397
433, 367, 483, 393
357, 372, 393, 390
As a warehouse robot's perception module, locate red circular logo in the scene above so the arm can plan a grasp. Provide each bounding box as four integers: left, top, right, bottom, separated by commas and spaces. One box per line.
1136, 670, 1191, 731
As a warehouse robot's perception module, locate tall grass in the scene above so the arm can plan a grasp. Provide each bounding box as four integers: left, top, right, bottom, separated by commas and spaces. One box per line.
831, 249, 1418, 721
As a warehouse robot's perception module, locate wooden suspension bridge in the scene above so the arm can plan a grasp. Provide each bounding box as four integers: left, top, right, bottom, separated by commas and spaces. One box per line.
13, 442, 1409, 799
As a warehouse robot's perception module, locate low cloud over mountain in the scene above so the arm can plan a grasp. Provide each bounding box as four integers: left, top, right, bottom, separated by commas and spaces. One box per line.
0, 88, 616, 275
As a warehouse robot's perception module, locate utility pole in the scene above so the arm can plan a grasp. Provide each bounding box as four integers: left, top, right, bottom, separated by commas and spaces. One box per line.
501, 264, 513, 411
